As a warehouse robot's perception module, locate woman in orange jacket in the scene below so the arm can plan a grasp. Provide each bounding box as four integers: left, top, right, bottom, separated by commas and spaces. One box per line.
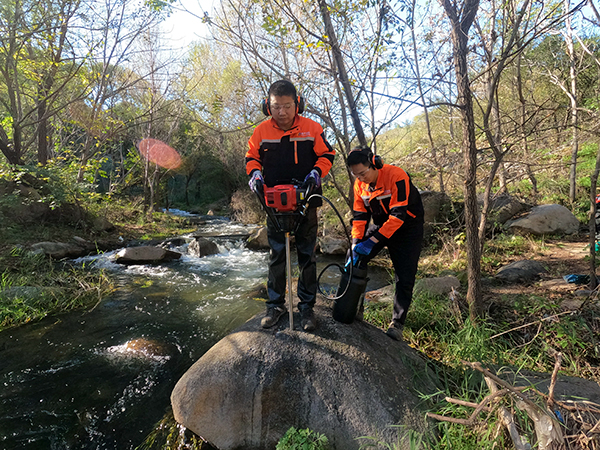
347, 147, 424, 340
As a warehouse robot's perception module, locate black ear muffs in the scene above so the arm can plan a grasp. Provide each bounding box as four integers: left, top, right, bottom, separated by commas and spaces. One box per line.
261, 98, 270, 116
349, 146, 383, 169
296, 95, 305, 114
262, 95, 305, 116
371, 153, 383, 169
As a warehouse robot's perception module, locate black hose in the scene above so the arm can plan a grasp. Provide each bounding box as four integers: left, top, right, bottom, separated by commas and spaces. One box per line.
305, 193, 355, 300
254, 187, 356, 301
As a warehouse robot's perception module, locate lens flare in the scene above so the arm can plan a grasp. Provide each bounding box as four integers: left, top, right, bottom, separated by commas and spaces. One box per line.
137, 138, 182, 169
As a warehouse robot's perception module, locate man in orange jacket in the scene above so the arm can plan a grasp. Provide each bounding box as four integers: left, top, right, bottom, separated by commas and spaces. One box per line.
246, 80, 335, 331
347, 147, 424, 340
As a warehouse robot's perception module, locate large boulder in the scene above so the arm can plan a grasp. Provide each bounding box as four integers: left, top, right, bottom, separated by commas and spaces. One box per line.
115, 246, 181, 264
495, 260, 548, 283
420, 191, 451, 242
92, 216, 116, 232
420, 191, 451, 225
507, 204, 580, 236
481, 194, 527, 226
0, 177, 90, 225
171, 305, 438, 450
188, 237, 219, 257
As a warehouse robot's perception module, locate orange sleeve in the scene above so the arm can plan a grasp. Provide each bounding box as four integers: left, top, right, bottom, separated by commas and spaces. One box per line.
311, 122, 335, 177
245, 128, 262, 175
375, 170, 409, 240
351, 181, 369, 242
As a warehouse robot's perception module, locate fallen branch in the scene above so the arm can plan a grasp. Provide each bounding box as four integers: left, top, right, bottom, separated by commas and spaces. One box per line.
426, 389, 508, 425
427, 359, 600, 449
547, 351, 563, 409
490, 311, 575, 340
498, 406, 530, 450
445, 396, 491, 411
466, 361, 565, 450
485, 375, 530, 450
425, 412, 472, 425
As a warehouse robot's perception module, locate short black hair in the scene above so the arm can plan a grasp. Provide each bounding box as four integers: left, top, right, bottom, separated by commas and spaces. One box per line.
268, 80, 297, 100
347, 147, 371, 166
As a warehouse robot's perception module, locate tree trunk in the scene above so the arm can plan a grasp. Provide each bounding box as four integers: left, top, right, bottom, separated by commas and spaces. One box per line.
589, 144, 600, 291
0, 126, 21, 164
565, 0, 579, 204
442, 0, 483, 321
37, 94, 49, 165
317, 0, 368, 148
516, 53, 538, 198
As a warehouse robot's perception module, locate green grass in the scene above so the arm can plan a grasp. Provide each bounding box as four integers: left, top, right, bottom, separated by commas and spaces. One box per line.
360, 271, 600, 449
0, 248, 112, 330
276, 427, 330, 450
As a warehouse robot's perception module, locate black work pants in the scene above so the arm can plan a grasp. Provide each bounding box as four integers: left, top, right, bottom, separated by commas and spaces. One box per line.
266, 208, 318, 311
362, 220, 423, 325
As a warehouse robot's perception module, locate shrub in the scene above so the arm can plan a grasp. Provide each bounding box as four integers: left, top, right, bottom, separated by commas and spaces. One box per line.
276, 427, 330, 450
230, 189, 265, 224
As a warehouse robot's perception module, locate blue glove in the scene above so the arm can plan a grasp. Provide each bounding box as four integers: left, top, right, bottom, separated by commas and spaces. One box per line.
354, 239, 376, 257
248, 170, 263, 194
303, 169, 321, 189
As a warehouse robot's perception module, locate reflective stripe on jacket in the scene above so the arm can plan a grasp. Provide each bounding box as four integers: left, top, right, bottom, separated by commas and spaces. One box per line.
245, 115, 335, 187
351, 164, 423, 243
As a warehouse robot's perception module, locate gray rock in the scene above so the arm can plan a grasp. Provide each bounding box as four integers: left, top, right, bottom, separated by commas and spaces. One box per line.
499, 368, 600, 405
420, 191, 451, 224
246, 227, 269, 251
188, 237, 219, 257
115, 246, 181, 264
365, 285, 395, 304
420, 191, 452, 242
495, 260, 547, 283
93, 216, 115, 232
508, 204, 580, 235
318, 236, 349, 255
171, 304, 438, 450
414, 276, 461, 297
483, 194, 526, 225
30, 241, 89, 259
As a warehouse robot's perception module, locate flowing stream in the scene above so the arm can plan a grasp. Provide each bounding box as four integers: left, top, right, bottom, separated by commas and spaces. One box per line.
0, 213, 390, 449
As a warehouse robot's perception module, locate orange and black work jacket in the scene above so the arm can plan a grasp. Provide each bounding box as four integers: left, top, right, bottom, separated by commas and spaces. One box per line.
245, 115, 335, 204
351, 164, 424, 244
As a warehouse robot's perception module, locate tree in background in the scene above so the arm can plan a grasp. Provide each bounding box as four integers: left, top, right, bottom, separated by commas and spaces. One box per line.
441, 0, 482, 320
0, 0, 82, 165
175, 41, 256, 197
71, 0, 164, 183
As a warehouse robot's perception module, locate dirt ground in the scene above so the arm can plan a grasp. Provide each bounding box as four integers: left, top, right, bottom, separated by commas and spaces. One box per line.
485, 234, 599, 304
